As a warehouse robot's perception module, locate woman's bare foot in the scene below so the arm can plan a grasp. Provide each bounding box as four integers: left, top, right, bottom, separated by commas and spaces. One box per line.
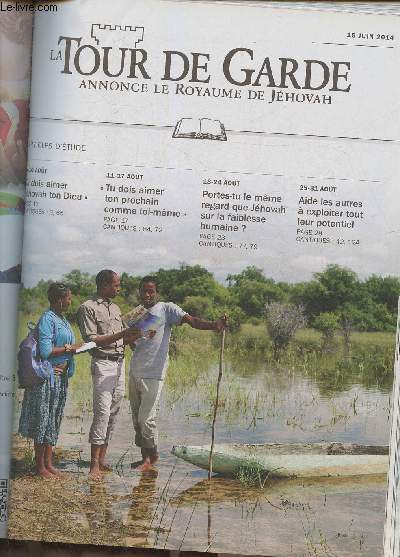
45, 464, 63, 478
36, 467, 56, 480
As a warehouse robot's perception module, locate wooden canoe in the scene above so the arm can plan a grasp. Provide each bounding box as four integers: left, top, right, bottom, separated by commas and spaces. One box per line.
171, 442, 389, 478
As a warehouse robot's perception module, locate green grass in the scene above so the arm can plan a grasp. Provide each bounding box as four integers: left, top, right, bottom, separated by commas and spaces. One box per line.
235, 460, 270, 488
166, 327, 217, 404
17, 314, 396, 420
19, 440, 35, 473
165, 324, 395, 424
228, 324, 395, 395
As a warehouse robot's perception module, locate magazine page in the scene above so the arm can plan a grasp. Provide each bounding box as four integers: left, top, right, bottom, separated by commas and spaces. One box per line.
8, 1, 400, 555
0, 1, 33, 538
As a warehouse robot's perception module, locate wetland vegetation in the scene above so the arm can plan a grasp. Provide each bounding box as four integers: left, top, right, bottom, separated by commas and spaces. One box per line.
9, 263, 398, 555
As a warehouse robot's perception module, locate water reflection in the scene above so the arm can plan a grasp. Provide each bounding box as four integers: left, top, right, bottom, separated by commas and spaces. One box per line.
170, 474, 387, 506
125, 469, 158, 547
11, 348, 392, 555
86, 481, 114, 531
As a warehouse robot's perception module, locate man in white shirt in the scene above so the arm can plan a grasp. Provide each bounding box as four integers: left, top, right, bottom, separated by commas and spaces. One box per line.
129, 276, 227, 471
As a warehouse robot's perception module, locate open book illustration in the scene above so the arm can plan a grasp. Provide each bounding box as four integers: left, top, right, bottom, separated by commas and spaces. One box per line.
173, 117, 227, 140
2, 1, 400, 556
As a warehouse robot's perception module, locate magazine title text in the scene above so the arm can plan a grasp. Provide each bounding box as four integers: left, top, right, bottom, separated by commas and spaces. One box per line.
54, 37, 351, 92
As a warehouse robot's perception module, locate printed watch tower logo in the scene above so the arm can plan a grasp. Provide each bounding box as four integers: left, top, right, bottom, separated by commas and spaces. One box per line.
90, 24, 144, 48
54, 22, 150, 79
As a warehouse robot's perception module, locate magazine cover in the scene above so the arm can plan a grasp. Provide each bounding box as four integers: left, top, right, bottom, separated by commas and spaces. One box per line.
6, 1, 400, 555
0, 1, 33, 538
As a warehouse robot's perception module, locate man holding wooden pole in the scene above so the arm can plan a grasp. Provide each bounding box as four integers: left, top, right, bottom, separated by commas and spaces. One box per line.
129, 276, 227, 472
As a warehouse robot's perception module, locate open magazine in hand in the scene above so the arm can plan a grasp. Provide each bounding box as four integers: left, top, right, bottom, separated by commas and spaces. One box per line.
123, 305, 160, 337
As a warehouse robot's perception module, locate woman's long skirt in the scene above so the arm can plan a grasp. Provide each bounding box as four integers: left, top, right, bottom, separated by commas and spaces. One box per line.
18, 374, 68, 446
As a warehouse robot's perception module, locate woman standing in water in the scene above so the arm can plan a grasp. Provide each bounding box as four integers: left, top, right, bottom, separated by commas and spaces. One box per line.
19, 282, 82, 478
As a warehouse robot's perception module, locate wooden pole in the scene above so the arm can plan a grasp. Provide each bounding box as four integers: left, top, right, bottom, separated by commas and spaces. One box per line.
208, 323, 226, 480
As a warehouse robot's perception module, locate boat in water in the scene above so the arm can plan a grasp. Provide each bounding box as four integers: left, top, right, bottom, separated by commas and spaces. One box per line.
171, 442, 389, 479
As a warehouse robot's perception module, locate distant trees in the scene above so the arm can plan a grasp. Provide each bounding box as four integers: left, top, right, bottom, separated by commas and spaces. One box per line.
290, 265, 399, 334
365, 275, 400, 311
291, 265, 359, 317
120, 272, 140, 299
227, 266, 286, 317
181, 296, 212, 318
62, 269, 94, 296
19, 264, 399, 334
19, 278, 51, 316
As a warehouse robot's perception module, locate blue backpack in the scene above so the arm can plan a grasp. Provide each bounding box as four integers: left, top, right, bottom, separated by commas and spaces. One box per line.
17, 322, 54, 388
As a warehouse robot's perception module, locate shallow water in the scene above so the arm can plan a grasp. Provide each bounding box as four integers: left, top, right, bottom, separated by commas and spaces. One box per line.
12, 354, 391, 555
